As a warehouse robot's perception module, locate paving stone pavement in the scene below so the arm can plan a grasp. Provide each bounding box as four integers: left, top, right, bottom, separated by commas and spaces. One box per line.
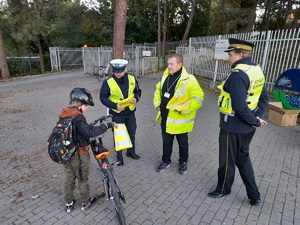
0, 70, 299, 225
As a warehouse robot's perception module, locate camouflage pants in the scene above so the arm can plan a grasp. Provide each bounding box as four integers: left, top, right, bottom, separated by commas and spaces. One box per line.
63, 152, 90, 204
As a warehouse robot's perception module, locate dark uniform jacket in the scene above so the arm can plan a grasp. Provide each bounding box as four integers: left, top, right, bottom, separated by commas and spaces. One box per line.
99, 73, 142, 116
160, 68, 182, 124
219, 58, 268, 133
59, 107, 110, 150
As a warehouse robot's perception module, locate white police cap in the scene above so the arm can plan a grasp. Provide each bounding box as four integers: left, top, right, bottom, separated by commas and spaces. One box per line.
110, 59, 128, 73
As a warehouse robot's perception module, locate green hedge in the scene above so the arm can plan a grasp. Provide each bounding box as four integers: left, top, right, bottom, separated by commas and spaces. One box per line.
7, 55, 51, 77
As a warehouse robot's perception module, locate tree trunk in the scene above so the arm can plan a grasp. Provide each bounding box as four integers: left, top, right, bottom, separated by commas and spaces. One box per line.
237, 0, 257, 33
157, 0, 161, 58
263, 0, 273, 31
205, 0, 211, 35
162, 0, 167, 60
181, 0, 196, 45
112, 0, 127, 59
37, 36, 45, 74
0, 27, 10, 79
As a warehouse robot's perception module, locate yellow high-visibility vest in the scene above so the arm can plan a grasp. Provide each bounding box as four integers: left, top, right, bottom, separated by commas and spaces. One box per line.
153, 66, 204, 134
107, 75, 136, 113
218, 64, 265, 115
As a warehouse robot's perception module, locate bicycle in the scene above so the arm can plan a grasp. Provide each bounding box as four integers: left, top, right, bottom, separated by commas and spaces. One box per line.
90, 115, 126, 225
94, 64, 110, 82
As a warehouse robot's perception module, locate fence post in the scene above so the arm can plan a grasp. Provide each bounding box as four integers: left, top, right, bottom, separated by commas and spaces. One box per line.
135, 47, 139, 76
57, 47, 61, 72
188, 38, 192, 74
82, 47, 86, 74
261, 30, 271, 72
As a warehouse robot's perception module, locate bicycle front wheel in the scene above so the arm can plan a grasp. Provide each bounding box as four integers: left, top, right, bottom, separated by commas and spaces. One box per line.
106, 169, 126, 225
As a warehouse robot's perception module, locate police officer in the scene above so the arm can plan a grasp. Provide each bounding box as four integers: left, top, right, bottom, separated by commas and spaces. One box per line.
100, 59, 142, 166
208, 38, 268, 205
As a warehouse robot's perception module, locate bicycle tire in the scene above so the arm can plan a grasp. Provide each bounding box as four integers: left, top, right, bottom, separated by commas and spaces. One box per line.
106, 169, 126, 225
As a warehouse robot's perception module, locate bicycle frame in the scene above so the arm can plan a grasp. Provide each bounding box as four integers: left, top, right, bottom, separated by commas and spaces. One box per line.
89, 115, 126, 225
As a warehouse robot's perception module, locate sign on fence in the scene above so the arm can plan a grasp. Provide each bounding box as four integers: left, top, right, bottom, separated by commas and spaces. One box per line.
214, 39, 229, 60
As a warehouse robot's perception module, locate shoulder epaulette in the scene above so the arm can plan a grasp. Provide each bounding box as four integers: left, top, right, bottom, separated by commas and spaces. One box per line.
231, 69, 240, 73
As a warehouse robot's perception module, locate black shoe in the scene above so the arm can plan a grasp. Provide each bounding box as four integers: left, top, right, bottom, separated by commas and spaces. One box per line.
156, 162, 170, 173
117, 159, 124, 166
250, 199, 261, 206
178, 162, 187, 175
81, 197, 97, 211
126, 152, 140, 160
208, 190, 229, 198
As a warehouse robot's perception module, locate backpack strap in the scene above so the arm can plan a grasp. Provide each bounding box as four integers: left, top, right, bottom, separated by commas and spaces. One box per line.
71, 116, 80, 149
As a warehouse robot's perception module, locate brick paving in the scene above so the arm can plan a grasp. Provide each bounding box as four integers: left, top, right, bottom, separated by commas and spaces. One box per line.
0, 70, 299, 225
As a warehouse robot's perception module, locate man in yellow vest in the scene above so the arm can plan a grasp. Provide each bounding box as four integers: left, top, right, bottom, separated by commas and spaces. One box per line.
153, 53, 204, 174
100, 59, 142, 166
207, 38, 268, 206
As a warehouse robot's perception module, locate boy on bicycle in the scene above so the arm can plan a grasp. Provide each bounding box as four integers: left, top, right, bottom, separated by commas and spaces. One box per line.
60, 87, 114, 212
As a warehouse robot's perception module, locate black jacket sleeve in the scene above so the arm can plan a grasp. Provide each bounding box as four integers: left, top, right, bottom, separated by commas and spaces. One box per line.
255, 86, 268, 117
134, 78, 142, 102
73, 115, 109, 147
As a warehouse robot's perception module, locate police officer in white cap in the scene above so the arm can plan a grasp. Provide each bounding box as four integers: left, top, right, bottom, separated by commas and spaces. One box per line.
100, 59, 142, 166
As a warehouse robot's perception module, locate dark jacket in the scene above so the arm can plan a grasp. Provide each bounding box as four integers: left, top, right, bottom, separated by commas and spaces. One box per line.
99, 73, 142, 117
219, 57, 268, 133
160, 67, 182, 124
59, 107, 110, 148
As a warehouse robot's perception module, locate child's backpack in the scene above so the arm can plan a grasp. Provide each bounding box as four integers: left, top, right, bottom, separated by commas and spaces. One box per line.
47, 116, 78, 164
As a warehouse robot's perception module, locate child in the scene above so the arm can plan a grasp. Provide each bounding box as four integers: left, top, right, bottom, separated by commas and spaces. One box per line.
60, 87, 114, 212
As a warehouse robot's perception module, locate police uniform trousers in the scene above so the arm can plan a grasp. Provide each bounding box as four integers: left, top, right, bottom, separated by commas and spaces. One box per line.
112, 113, 137, 160
216, 129, 260, 200
160, 121, 189, 164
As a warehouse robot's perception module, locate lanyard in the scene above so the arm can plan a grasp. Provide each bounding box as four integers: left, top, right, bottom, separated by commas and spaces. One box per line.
166, 75, 181, 93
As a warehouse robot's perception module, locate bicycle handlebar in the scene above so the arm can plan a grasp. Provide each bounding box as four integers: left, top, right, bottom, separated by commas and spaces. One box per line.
90, 114, 113, 126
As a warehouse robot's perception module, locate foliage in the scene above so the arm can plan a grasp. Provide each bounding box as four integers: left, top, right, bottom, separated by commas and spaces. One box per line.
7, 57, 40, 76
1, 0, 299, 78
256, 0, 300, 30
126, 0, 158, 43
209, 0, 258, 34
173, 0, 210, 39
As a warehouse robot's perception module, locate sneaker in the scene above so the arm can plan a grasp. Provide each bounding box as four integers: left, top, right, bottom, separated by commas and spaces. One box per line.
178, 162, 187, 174
65, 200, 75, 213
250, 199, 261, 206
117, 159, 124, 166
156, 162, 170, 173
81, 197, 97, 211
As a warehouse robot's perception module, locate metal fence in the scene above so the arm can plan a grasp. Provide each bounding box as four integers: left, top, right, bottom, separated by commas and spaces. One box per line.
187, 28, 300, 93
49, 45, 158, 77
49, 29, 300, 92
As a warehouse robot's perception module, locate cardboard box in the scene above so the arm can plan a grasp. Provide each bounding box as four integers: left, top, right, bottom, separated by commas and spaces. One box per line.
268, 102, 300, 127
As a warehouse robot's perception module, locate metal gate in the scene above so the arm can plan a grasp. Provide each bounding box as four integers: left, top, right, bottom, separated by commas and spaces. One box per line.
49, 47, 83, 71
188, 29, 300, 92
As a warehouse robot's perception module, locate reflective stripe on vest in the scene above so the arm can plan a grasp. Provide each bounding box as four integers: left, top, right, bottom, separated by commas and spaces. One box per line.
167, 117, 194, 125
107, 75, 136, 113
114, 124, 132, 151
218, 64, 264, 114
